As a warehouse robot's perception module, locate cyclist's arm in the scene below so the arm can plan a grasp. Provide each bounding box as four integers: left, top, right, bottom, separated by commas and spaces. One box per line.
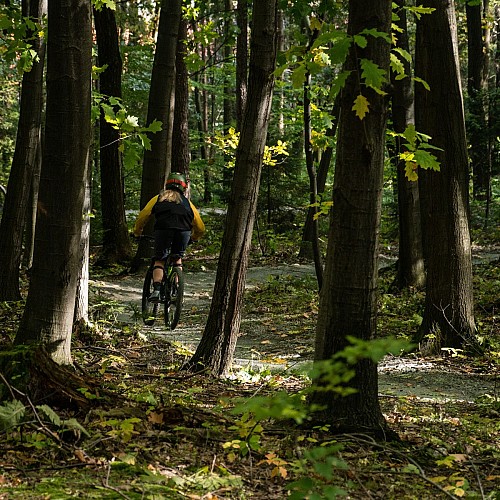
189, 201, 206, 241
133, 195, 159, 236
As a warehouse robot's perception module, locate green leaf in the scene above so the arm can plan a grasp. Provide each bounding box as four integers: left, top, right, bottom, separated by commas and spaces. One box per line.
393, 47, 412, 62
413, 149, 440, 171
138, 133, 152, 151
145, 119, 163, 133
354, 34, 367, 48
413, 76, 430, 91
63, 418, 90, 437
407, 5, 436, 19
360, 58, 387, 94
390, 53, 406, 78
329, 37, 351, 64
37, 405, 62, 426
0, 400, 26, 431
330, 70, 351, 99
360, 28, 391, 43
291, 64, 307, 89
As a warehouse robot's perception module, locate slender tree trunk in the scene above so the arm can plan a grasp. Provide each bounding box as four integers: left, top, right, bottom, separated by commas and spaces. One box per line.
222, 0, 235, 199
15, 0, 92, 366
236, 0, 248, 131
313, 0, 392, 434
415, 0, 477, 352
187, 0, 278, 376
299, 95, 340, 259
94, 5, 132, 265
23, 138, 42, 270
392, 0, 425, 289
172, 17, 191, 179
131, 0, 181, 270
467, 0, 491, 201
74, 155, 92, 325
0, 0, 46, 301
303, 65, 323, 289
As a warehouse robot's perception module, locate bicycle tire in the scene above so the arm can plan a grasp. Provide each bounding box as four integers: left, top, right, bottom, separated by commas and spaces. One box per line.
142, 267, 159, 326
164, 266, 184, 330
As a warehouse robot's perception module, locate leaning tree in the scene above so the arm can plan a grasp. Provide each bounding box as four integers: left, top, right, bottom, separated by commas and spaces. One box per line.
187, 0, 279, 375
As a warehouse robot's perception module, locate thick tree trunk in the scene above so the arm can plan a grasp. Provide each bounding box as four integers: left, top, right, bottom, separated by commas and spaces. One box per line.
392, 0, 425, 289
15, 0, 92, 366
0, 0, 46, 301
94, 5, 132, 265
132, 0, 181, 270
187, 0, 278, 376
415, 0, 477, 352
313, 0, 392, 434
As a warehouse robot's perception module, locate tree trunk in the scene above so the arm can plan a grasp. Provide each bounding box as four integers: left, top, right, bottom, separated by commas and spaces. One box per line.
299, 95, 340, 260
303, 61, 323, 289
467, 0, 491, 201
415, 0, 477, 352
172, 17, 191, 179
131, 0, 181, 270
94, 5, 132, 265
313, 0, 392, 434
74, 155, 92, 326
236, 0, 248, 131
15, 0, 92, 366
187, 0, 278, 376
392, 0, 425, 289
0, 0, 46, 301
221, 0, 235, 200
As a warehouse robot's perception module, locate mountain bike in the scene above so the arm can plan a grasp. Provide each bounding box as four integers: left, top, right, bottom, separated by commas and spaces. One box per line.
141, 253, 185, 330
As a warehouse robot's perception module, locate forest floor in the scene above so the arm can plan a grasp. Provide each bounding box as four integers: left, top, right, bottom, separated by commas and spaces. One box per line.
1, 247, 499, 499
91, 249, 500, 403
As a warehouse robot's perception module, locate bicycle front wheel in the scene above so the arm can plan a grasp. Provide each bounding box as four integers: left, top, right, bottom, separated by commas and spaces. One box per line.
142, 267, 159, 326
164, 266, 184, 330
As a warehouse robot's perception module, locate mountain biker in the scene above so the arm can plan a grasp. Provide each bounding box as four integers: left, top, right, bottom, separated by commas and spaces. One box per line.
133, 172, 205, 302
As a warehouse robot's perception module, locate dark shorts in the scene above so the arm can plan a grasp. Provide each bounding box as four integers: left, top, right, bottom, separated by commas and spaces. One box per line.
153, 229, 191, 261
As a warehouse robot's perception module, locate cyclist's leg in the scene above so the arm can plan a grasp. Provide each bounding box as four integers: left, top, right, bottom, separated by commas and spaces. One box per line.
170, 230, 191, 267
150, 230, 174, 300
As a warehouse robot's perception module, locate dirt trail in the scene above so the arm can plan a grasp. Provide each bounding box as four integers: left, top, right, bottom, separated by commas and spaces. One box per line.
90, 253, 499, 403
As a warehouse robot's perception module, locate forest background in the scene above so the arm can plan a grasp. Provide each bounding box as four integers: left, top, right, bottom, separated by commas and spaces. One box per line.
0, 0, 499, 498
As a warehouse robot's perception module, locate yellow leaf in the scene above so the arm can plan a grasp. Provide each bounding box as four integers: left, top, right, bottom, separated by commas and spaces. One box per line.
454, 488, 465, 497
405, 161, 418, 181
310, 16, 322, 31
352, 94, 370, 119
148, 411, 164, 424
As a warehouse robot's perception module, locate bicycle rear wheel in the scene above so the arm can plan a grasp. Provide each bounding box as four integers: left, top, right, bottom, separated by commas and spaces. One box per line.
164, 266, 184, 330
142, 267, 159, 326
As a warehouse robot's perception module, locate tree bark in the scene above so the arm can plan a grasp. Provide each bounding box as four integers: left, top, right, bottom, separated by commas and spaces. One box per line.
415, 0, 477, 352
313, 0, 392, 434
172, 17, 191, 179
236, 0, 248, 131
131, 0, 181, 270
94, 5, 132, 265
15, 0, 92, 366
187, 0, 278, 376
0, 0, 46, 301
392, 0, 425, 289
467, 0, 491, 201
